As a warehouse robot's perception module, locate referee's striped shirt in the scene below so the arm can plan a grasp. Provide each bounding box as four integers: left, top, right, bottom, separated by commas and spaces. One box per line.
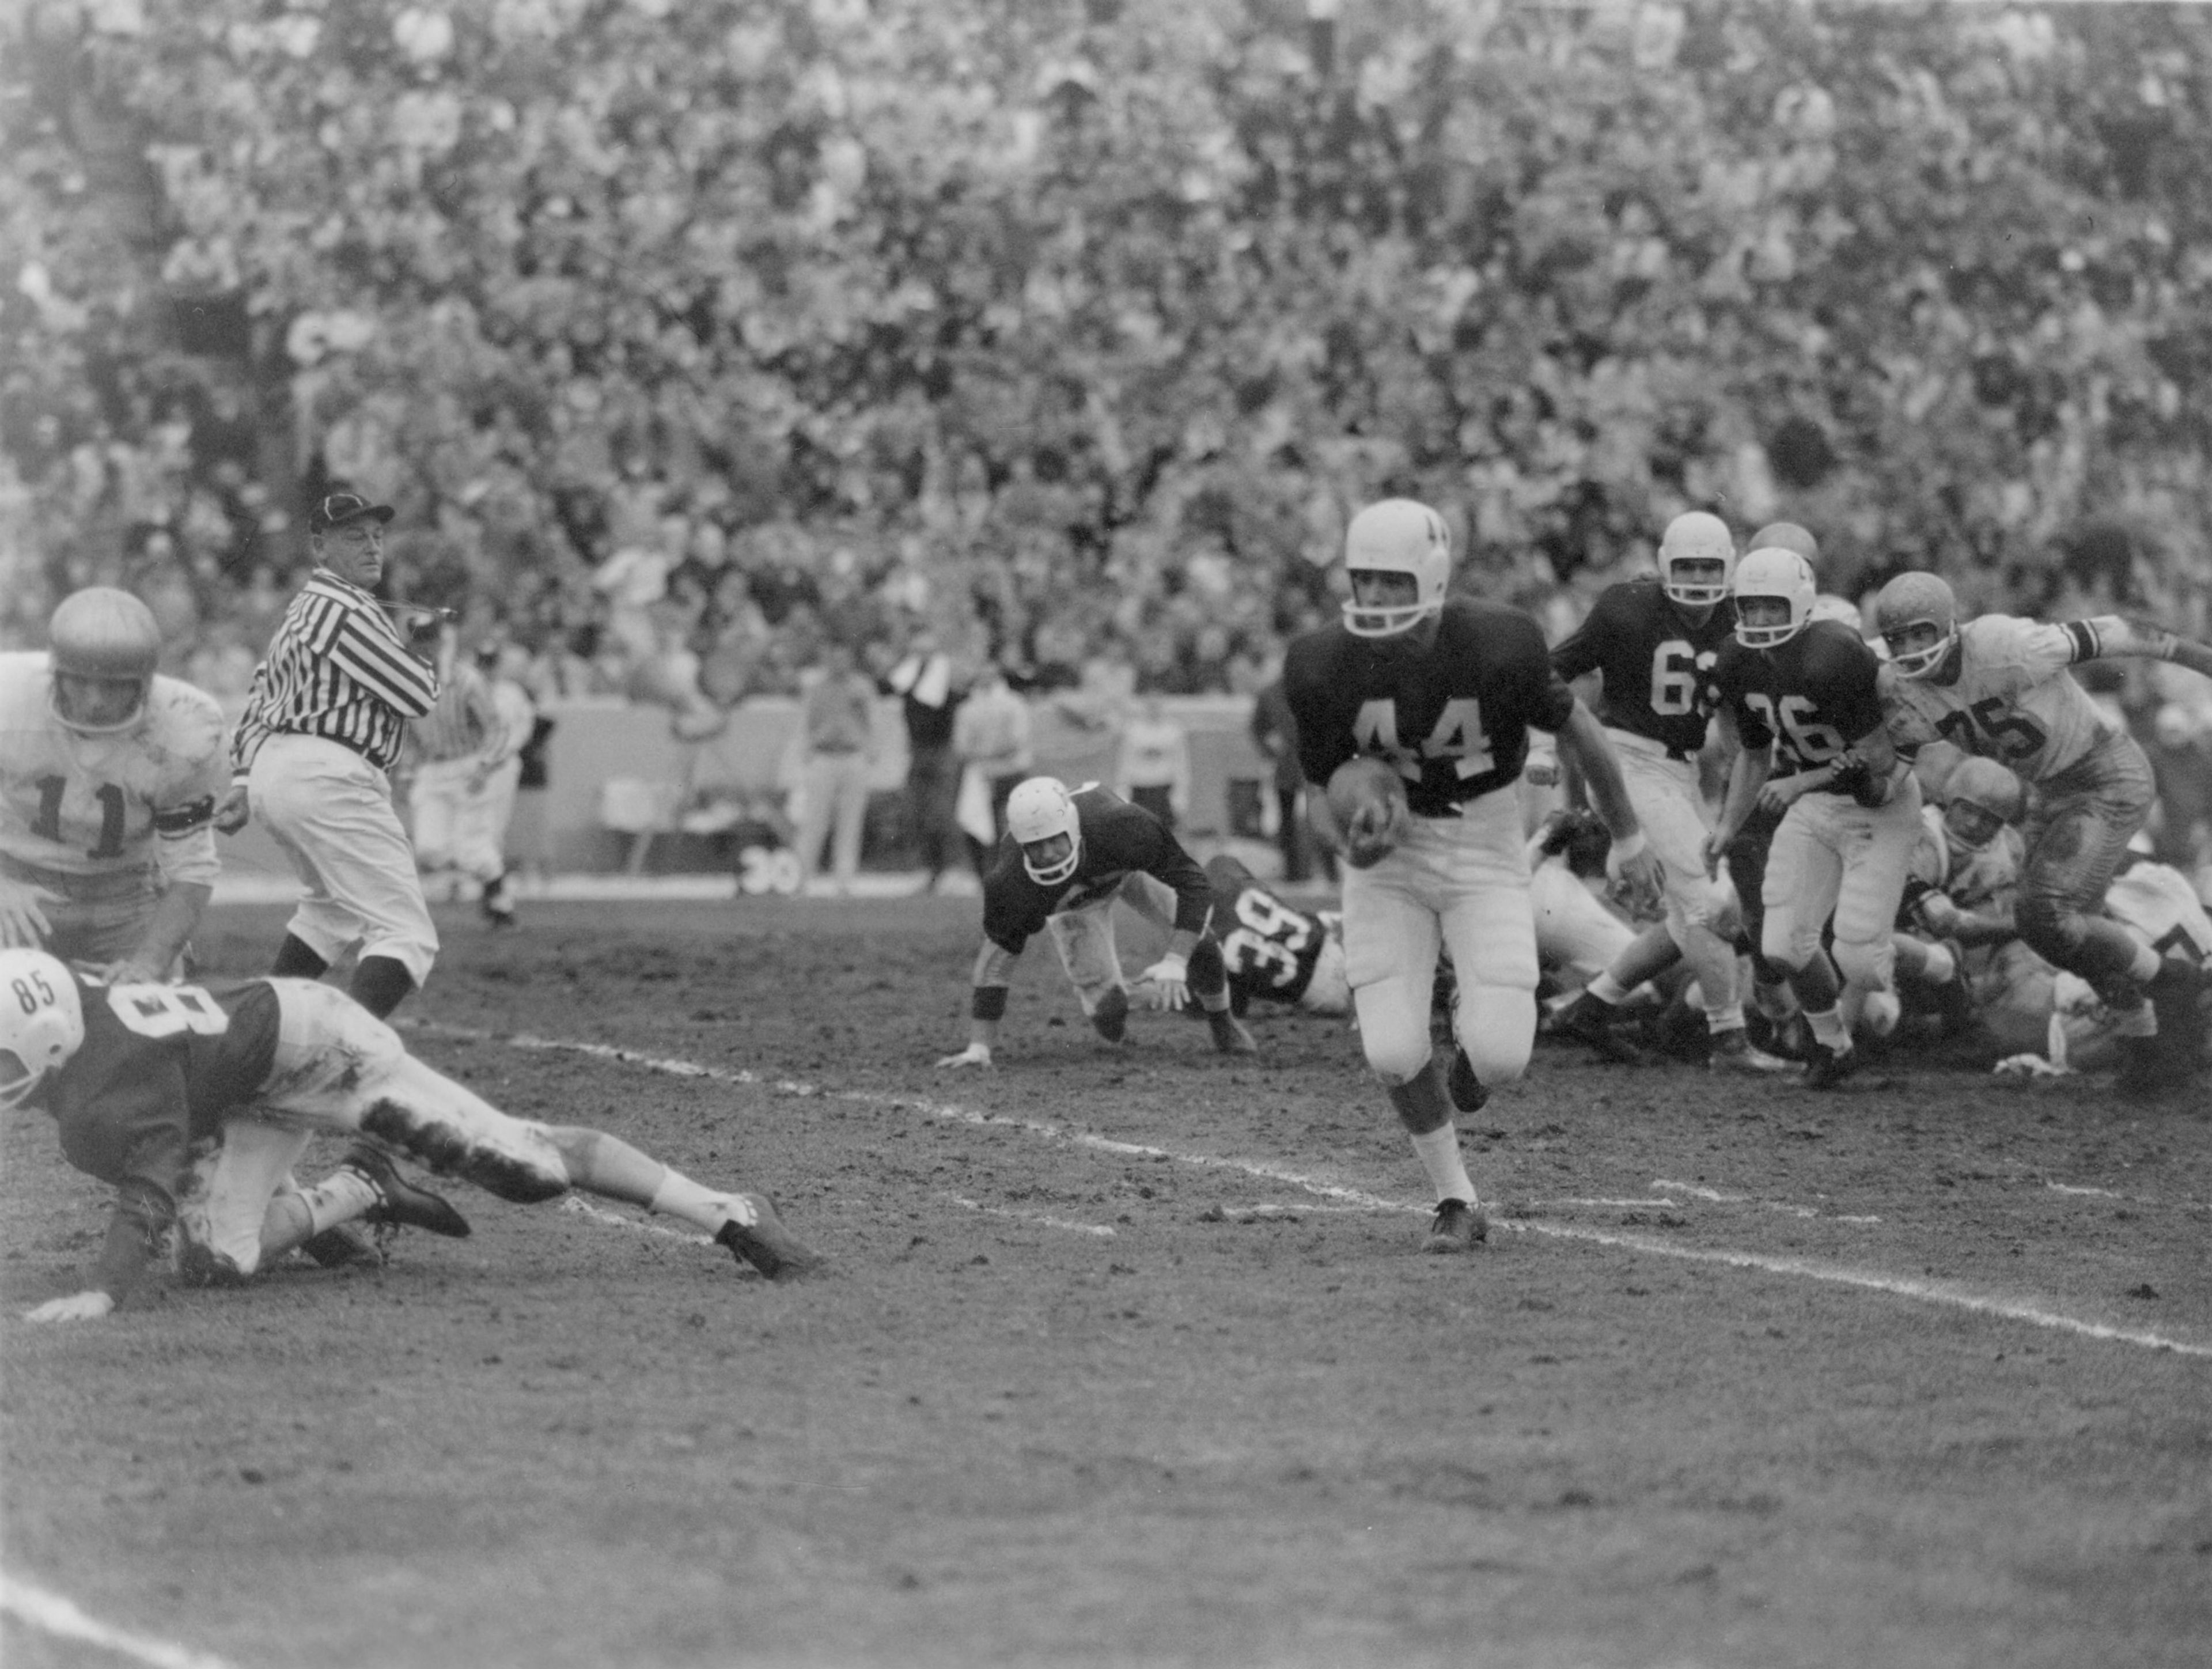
230, 570, 439, 777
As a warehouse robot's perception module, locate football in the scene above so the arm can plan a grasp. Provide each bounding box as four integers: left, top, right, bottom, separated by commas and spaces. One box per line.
1326, 755, 1408, 868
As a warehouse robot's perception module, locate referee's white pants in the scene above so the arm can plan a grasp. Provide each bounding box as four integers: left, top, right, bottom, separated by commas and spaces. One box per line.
250, 734, 438, 985
1341, 789, 1537, 1089
1608, 730, 1743, 1032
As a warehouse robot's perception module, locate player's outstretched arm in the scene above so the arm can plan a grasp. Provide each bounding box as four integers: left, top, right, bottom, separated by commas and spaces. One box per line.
1556, 703, 1662, 908
2078, 616, 2212, 681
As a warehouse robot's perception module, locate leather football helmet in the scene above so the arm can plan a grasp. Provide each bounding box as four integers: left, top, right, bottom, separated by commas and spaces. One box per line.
1005, 776, 1082, 885
1872, 571, 1959, 680
1657, 511, 1735, 607
0, 949, 85, 1112
1342, 499, 1450, 638
1731, 547, 1818, 649
1747, 521, 1820, 566
47, 587, 161, 735
1942, 757, 2025, 849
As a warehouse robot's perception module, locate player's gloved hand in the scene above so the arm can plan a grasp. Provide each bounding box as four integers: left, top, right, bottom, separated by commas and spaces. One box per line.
1139, 953, 1191, 1011
0, 875, 53, 948
936, 1042, 994, 1069
25, 1290, 115, 1324
213, 784, 252, 835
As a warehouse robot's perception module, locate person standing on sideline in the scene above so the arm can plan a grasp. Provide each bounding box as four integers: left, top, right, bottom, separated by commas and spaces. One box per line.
791, 640, 878, 896
1115, 693, 1192, 831
1250, 655, 1327, 885
952, 663, 1033, 873
404, 622, 521, 928
214, 492, 439, 1019
882, 631, 965, 893
1285, 499, 1663, 1255
478, 641, 538, 906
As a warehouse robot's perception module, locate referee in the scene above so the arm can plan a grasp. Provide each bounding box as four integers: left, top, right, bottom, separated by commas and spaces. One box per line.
214, 492, 440, 1017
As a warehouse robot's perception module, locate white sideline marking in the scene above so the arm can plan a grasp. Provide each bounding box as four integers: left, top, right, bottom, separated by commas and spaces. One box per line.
950, 1197, 1117, 1237
1, 1573, 238, 1669
410, 1022, 2212, 1360
558, 1195, 714, 1246
1653, 1178, 1881, 1224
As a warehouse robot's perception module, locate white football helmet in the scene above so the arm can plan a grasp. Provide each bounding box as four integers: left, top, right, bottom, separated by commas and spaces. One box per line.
1342, 499, 1450, 637
1872, 571, 1959, 680
47, 587, 161, 735
1656, 511, 1735, 607
1005, 775, 1082, 885
0, 949, 85, 1111
1731, 547, 1818, 649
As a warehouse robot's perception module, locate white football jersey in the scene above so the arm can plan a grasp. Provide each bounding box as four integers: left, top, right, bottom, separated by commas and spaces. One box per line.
0, 653, 230, 887
2105, 860, 2212, 967
1880, 614, 2120, 783
1906, 805, 2022, 913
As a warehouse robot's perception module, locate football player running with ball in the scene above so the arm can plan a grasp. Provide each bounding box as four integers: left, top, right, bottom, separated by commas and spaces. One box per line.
1872, 569, 2212, 1093
937, 776, 1257, 1066
1704, 547, 1919, 1089
1546, 511, 1786, 1073
2, 948, 824, 1322
1284, 499, 1662, 1254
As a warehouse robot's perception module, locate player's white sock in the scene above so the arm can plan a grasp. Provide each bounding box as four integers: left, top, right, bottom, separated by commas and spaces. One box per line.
1586, 973, 1632, 1006
297, 1168, 379, 1234
1805, 1006, 1851, 1053
648, 1170, 751, 1233
1410, 1124, 1476, 1205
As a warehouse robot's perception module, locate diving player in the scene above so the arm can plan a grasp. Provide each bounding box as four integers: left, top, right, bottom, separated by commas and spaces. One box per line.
2, 948, 824, 1320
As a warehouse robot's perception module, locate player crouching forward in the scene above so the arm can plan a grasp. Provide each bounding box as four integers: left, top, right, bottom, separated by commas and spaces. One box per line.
2, 950, 823, 1321
937, 777, 1258, 1066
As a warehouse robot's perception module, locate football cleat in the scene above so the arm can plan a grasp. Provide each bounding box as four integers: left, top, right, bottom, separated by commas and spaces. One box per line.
342, 1146, 472, 1239
1092, 985, 1130, 1043
1446, 1047, 1489, 1112
1552, 991, 1650, 1065
1708, 1028, 1791, 1073
177, 1242, 249, 1287
1802, 1043, 1863, 1091
1422, 1197, 1488, 1254
716, 1195, 828, 1281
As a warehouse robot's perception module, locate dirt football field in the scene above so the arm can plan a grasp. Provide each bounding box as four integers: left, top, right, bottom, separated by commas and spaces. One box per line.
4, 892, 2210, 1669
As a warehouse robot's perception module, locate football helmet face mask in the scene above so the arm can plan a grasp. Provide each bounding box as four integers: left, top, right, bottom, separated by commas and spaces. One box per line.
1342, 499, 1450, 638
1657, 511, 1736, 608
1006, 776, 1082, 885
0, 949, 85, 1112
1873, 572, 1959, 680
1942, 757, 2025, 851
1731, 547, 1818, 649
47, 588, 161, 735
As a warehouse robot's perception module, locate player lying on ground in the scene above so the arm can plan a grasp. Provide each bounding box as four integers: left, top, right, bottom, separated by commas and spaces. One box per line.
1, 949, 825, 1322
938, 775, 1257, 1065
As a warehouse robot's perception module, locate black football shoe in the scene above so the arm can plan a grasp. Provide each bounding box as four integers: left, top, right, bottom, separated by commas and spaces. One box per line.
717, 1195, 828, 1281
1422, 1197, 1488, 1254
1552, 991, 1651, 1065
342, 1146, 472, 1239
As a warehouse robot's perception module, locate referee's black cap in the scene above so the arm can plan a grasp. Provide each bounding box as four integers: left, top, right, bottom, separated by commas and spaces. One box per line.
308, 492, 396, 535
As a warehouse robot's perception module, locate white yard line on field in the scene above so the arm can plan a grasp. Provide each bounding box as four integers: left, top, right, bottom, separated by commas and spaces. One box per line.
1651, 1178, 1881, 1224
407, 1021, 2212, 1361
1, 1573, 238, 1669
949, 1196, 1118, 1237
558, 1195, 716, 1245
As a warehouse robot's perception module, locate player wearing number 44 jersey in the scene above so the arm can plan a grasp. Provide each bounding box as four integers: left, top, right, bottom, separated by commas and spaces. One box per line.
0, 947, 825, 1322
1873, 572, 2212, 1093
1705, 547, 1921, 1090
1285, 499, 1662, 1255
0, 590, 229, 982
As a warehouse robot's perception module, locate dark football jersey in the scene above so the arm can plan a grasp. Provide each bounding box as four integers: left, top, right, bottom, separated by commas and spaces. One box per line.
982, 786, 1214, 955
1549, 577, 1734, 758
1283, 598, 1577, 818
1711, 620, 1886, 786
41, 975, 282, 1296
1204, 855, 1327, 1006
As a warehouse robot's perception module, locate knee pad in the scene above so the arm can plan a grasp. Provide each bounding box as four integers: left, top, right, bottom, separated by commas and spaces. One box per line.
1452, 985, 1536, 1085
